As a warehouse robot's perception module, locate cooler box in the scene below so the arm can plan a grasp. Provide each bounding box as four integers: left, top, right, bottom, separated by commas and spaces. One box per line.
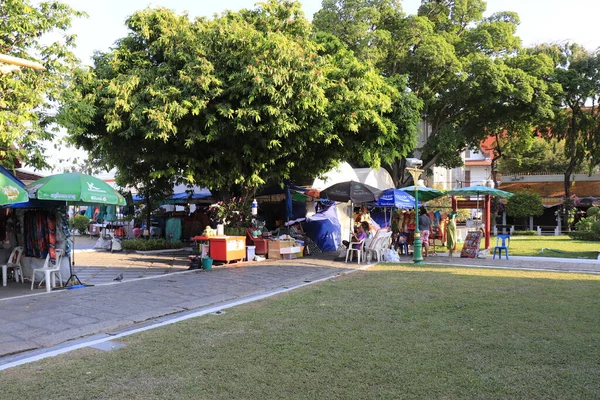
246, 245, 256, 261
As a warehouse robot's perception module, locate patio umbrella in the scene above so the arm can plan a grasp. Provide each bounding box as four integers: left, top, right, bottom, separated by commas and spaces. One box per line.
320, 181, 383, 203
321, 181, 383, 244
26, 172, 126, 287
374, 188, 417, 209
445, 185, 513, 198
398, 185, 445, 202
26, 172, 126, 205
0, 167, 29, 205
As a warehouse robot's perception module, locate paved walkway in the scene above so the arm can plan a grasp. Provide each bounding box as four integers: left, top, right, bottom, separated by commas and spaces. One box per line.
1, 249, 599, 361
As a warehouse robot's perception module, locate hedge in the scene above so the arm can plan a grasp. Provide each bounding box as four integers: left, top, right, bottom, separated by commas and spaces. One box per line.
121, 238, 185, 251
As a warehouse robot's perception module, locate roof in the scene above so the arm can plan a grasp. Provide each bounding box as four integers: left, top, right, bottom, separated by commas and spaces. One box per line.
15, 169, 43, 183
499, 181, 600, 198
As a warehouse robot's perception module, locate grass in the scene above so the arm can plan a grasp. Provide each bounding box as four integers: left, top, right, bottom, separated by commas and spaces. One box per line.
504, 235, 600, 259
2, 264, 600, 399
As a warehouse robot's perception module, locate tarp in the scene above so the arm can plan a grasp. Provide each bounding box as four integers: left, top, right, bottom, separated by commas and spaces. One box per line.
132, 186, 212, 204
304, 202, 341, 251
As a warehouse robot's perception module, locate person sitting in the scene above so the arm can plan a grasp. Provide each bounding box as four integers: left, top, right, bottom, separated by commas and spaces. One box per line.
342, 221, 369, 249
132, 224, 142, 238
289, 221, 321, 255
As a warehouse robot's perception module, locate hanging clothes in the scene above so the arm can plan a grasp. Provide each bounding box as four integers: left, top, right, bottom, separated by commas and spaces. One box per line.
104, 205, 117, 222
84, 206, 95, 219
24, 210, 49, 258
46, 214, 57, 264
446, 211, 458, 256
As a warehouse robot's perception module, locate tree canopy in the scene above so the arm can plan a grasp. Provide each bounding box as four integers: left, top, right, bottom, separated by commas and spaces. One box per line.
0, 0, 83, 170
529, 43, 600, 198
313, 0, 555, 185
61, 1, 421, 196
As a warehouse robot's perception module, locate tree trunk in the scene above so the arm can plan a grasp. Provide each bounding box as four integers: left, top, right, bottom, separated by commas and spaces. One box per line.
145, 197, 152, 239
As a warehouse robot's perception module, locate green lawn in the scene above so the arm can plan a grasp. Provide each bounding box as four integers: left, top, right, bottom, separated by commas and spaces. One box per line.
2, 264, 600, 399
499, 235, 600, 259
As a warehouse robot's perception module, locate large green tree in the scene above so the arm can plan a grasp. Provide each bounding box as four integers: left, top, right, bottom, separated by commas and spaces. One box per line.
313, 0, 555, 186
530, 43, 600, 198
61, 1, 421, 197
0, 0, 83, 170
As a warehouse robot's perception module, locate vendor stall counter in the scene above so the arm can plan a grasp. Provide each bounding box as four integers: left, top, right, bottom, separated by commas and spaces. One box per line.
193, 236, 246, 263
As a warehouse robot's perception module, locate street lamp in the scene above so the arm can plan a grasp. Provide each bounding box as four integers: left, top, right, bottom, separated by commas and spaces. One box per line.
406, 162, 424, 265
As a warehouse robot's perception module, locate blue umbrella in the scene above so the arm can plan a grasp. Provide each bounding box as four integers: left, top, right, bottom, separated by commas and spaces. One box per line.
375, 188, 418, 209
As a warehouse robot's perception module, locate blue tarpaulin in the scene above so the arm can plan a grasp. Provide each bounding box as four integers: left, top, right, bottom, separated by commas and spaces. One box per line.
304, 203, 341, 251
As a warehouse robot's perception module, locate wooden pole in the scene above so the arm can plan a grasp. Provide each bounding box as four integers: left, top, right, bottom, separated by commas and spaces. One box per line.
484, 195, 491, 249
0, 54, 45, 71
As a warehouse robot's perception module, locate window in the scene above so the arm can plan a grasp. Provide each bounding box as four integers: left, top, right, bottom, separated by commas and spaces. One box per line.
464, 170, 471, 187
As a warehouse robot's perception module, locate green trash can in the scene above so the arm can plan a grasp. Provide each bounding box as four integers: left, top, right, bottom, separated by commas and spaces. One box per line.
202, 257, 213, 270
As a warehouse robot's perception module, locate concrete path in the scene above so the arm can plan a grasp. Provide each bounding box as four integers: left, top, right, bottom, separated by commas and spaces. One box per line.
0, 254, 360, 358
1, 249, 599, 361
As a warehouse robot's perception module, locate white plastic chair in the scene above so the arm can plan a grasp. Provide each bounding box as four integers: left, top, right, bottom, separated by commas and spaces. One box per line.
2, 246, 24, 287
365, 231, 393, 263
345, 239, 365, 263
364, 229, 385, 263
31, 249, 64, 292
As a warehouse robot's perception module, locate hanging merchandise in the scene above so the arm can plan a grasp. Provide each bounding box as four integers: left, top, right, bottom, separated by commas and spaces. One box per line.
251, 199, 258, 216
24, 210, 49, 258
46, 214, 57, 264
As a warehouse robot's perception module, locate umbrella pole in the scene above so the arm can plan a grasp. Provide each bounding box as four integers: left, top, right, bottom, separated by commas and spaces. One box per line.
65, 204, 83, 287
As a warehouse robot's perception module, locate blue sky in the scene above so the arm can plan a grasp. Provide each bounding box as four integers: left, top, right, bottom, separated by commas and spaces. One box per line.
64, 0, 599, 65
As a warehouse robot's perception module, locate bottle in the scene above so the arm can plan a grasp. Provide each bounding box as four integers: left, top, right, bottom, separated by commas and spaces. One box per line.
251, 199, 258, 216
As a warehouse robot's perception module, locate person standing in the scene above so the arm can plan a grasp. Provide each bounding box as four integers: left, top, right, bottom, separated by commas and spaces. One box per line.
418, 207, 432, 257
446, 211, 458, 257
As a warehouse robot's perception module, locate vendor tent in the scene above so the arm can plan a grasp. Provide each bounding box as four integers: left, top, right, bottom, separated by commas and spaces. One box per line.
312, 162, 359, 190
354, 168, 394, 190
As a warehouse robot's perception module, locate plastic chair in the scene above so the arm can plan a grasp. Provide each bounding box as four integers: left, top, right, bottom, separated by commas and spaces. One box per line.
366, 230, 393, 263
2, 246, 24, 287
395, 232, 409, 255
345, 239, 365, 263
31, 249, 65, 292
493, 234, 510, 260
246, 228, 268, 255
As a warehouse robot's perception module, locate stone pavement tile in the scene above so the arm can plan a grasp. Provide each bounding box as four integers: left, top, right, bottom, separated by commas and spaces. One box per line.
9, 327, 47, 340
0, 339, 39, 357
0, 322, 29, 333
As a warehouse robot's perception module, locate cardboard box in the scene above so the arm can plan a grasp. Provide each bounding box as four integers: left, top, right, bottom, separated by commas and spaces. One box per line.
280, 246, 301, 255
267, 240, 296, 259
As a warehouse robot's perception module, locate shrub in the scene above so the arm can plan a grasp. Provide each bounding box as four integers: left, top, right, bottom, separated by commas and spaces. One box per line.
567, 231, 600, 241
576, 217, 595, 232
122, 238, 185, 251
511, 230, 536, 236
592, 221, 600, 237
587, 206, 600, 218
70, 215, 90, 234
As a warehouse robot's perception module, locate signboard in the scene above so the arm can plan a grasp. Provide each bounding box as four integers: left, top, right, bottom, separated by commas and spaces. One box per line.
460, 230, 482, 258
456, 200, 482, 209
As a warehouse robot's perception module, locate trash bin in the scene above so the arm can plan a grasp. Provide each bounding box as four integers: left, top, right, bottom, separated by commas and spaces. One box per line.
202, 257, 213, 270
246, 245, 256, 261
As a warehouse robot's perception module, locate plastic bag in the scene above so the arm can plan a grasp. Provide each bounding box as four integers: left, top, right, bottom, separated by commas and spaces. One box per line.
384, 249, 400, 263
